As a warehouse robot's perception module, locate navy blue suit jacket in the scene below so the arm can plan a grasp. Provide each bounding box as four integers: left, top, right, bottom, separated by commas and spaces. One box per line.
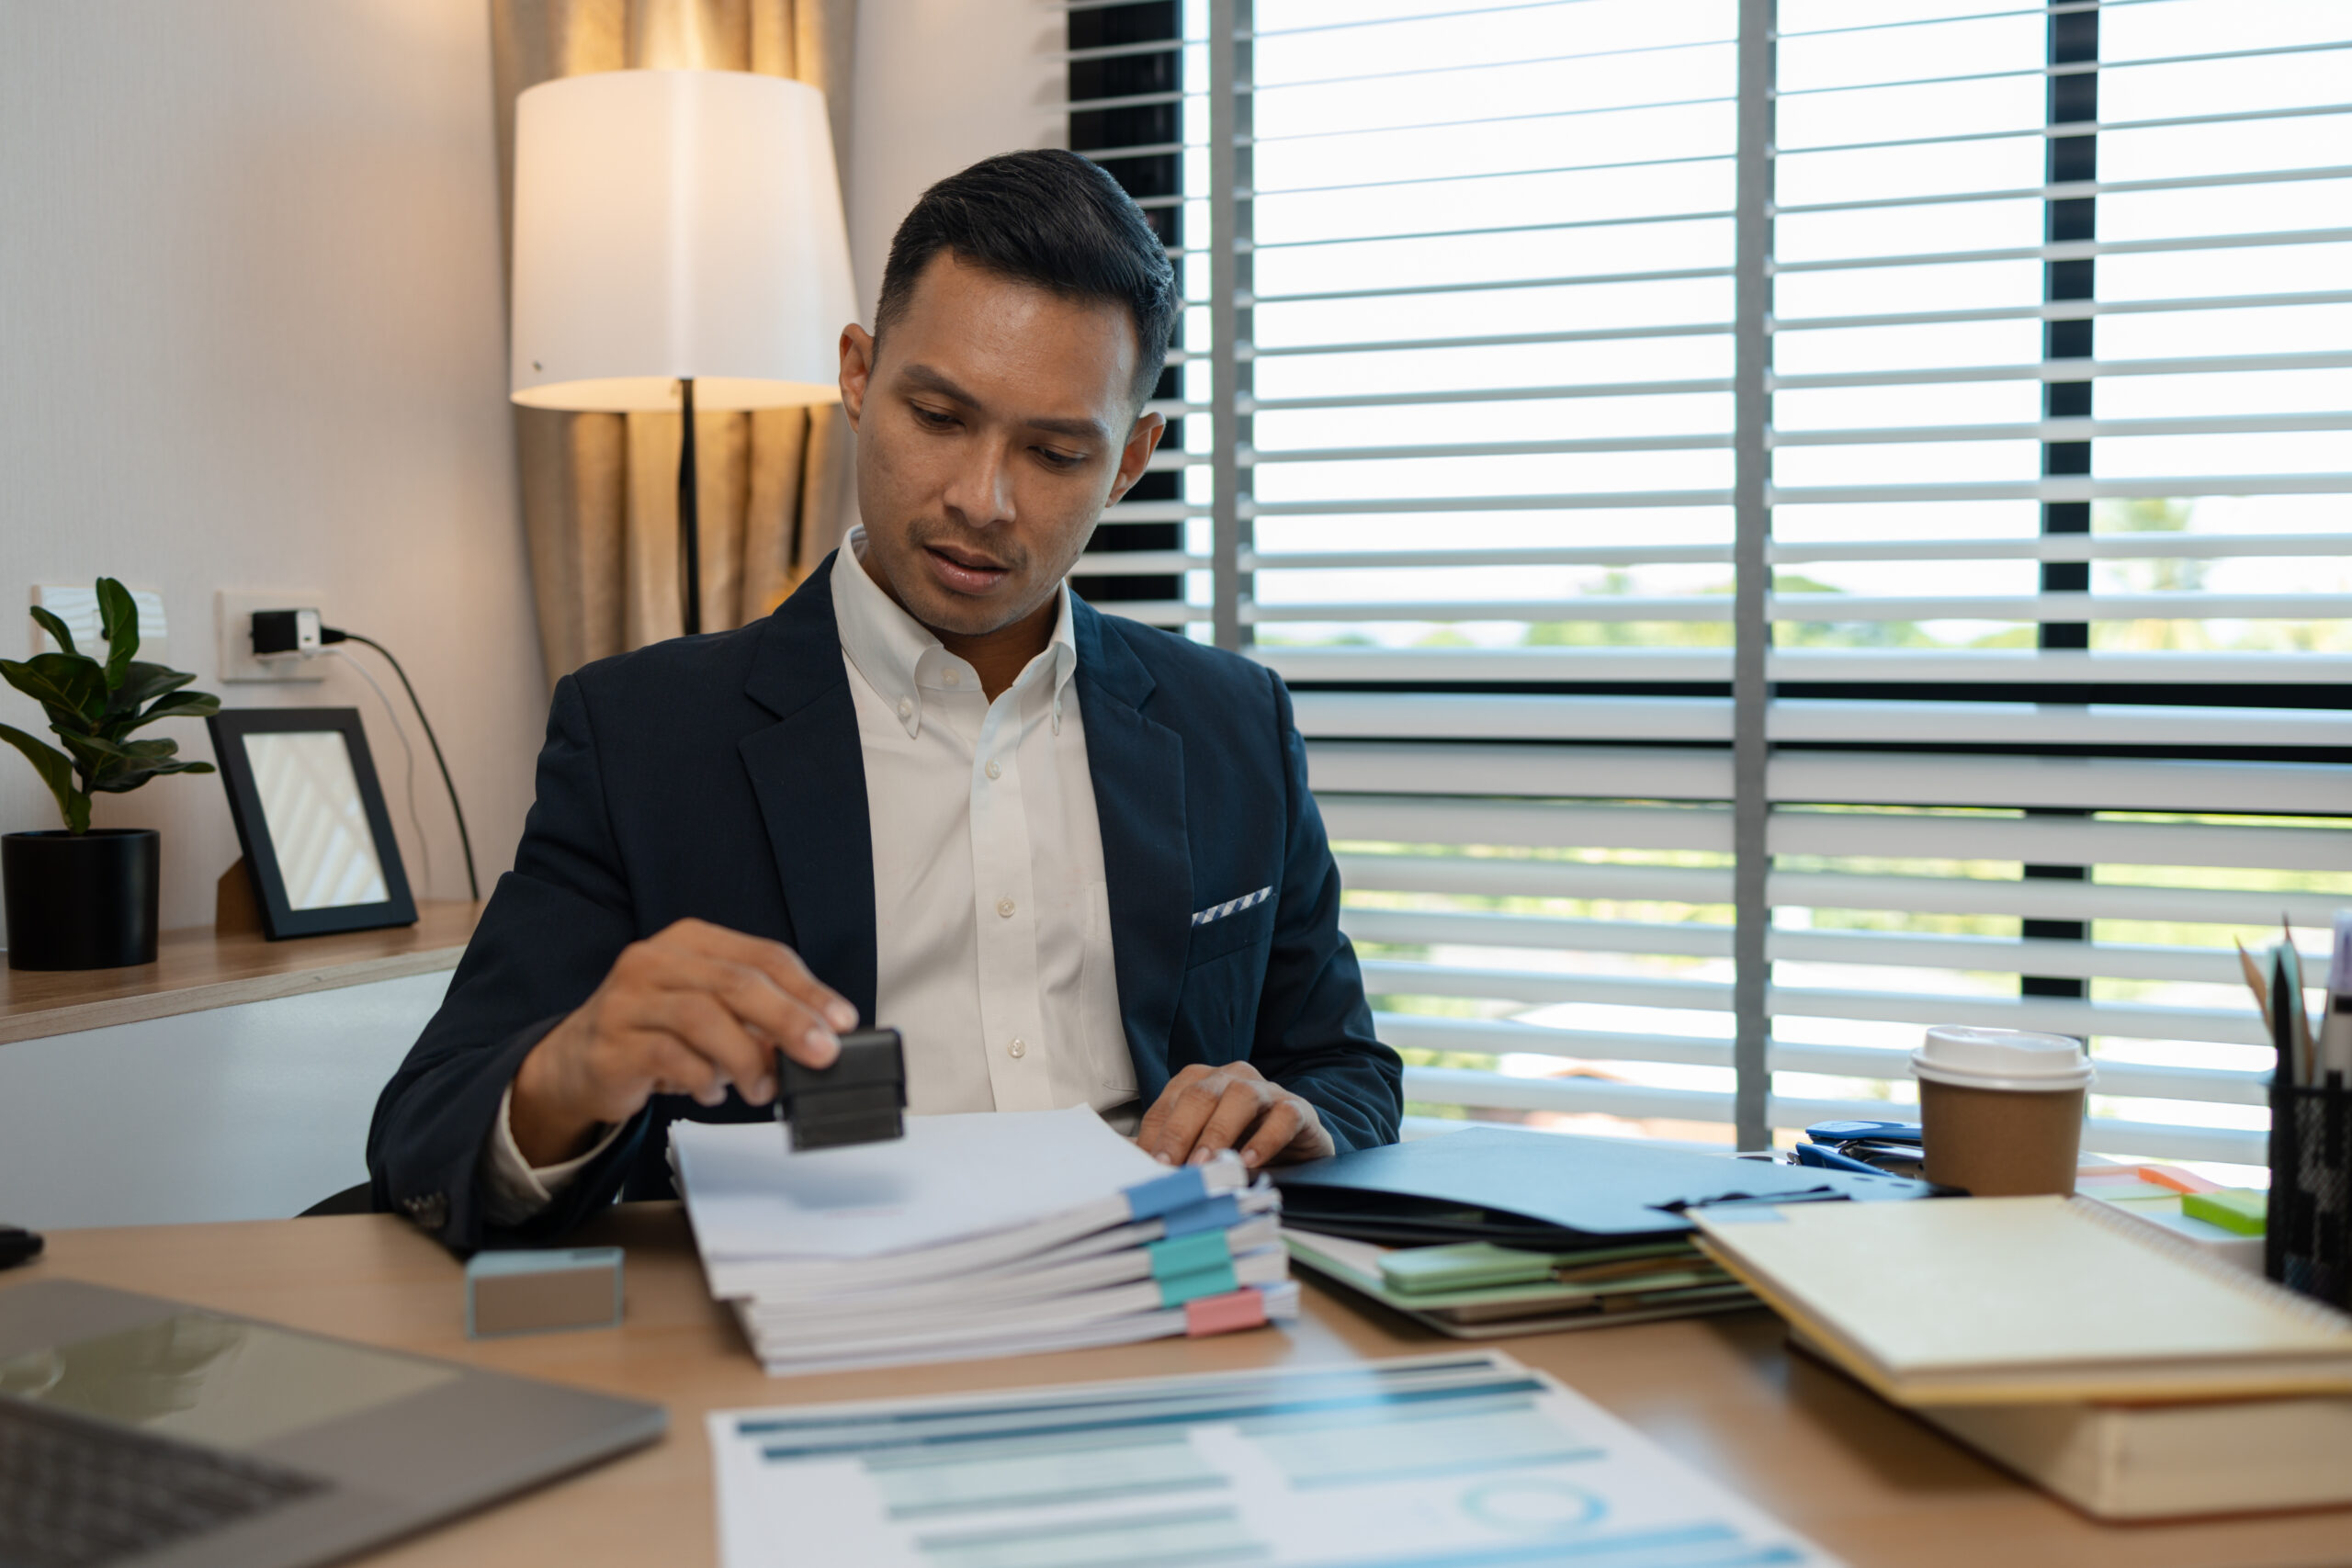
366, 554, 1400, 1251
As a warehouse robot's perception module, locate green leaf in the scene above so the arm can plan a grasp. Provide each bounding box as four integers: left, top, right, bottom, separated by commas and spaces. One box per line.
90, 758, 211, 793
59, 732, 173, 787
96, 579, 139, 692
121, 689, 220, 733
110, 661, 195, 713
1, 653, 106, 728
0, 722, 88, 832
65, 733, 178, 764
29, 605, 76, 658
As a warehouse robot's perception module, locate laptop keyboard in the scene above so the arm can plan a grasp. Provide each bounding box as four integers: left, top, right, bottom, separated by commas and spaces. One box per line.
0, 1395, 328, 1568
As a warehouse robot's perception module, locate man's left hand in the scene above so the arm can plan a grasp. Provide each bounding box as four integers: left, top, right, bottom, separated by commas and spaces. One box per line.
1137, 1062, 1334, 1169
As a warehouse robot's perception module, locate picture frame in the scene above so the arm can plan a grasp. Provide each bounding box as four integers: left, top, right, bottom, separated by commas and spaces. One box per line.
206, 708, 416, 939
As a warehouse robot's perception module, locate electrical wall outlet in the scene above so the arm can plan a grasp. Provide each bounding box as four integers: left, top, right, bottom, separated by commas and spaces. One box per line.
217, 589, 327, 682
32, 585, 168, 663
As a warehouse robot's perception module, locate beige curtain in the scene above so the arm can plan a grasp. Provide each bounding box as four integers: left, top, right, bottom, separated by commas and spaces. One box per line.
491, 0, 858, 683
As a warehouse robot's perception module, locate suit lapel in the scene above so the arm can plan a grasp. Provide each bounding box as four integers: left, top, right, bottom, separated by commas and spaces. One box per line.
1072, 602, 1190, 1071
739, 555, 878, 1027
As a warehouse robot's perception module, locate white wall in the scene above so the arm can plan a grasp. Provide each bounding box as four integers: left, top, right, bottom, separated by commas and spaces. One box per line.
0, 0, 544, 935
847, 0, 1067, 321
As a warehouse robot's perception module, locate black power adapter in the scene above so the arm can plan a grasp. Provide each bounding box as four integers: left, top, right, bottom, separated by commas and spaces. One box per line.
249, 607, 321, 658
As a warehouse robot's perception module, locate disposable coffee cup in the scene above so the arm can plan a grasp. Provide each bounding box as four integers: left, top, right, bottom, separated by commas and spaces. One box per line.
1910, 1025, 2095, 1197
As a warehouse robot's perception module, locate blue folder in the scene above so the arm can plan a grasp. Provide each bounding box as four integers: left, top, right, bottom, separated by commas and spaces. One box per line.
1272, 1126, 1932, 1247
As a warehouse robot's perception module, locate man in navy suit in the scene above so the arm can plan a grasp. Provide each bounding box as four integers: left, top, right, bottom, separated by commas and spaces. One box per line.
368, 150, 1399, 1251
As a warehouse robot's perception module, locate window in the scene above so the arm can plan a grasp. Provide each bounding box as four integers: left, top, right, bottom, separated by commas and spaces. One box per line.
1072, 0, 2352, 1174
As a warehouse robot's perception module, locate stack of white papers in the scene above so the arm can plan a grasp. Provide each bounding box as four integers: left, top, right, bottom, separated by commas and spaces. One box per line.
709, 1353, 1838, 1568
670, 1106, 1297, 1375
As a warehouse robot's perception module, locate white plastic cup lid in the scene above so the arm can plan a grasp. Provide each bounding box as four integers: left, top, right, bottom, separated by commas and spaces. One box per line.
1909, 1024, 2095, 1092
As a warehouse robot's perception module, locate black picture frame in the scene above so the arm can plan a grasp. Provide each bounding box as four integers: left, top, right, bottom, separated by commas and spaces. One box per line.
206, 708, 417, 940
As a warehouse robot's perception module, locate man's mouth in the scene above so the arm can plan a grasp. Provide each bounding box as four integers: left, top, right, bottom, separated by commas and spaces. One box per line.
923, 541, 1012, 594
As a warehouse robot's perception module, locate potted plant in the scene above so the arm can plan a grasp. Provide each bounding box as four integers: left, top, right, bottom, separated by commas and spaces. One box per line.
1, 579, 220, 969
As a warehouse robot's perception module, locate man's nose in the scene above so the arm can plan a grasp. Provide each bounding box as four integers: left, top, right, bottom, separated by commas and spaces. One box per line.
941, 437, 1016, 527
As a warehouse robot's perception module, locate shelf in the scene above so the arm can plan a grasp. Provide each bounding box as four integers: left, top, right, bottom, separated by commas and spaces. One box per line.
0, 900, 481, 1046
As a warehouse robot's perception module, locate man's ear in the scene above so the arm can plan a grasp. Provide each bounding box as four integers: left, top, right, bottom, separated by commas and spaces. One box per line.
839, 324, 876, 430
1105, 411, 1168, 507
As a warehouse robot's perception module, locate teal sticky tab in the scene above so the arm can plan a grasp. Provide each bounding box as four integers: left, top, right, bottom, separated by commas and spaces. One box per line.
1148, 1231, 1231, 1280
1157, 1260, 1239, 1307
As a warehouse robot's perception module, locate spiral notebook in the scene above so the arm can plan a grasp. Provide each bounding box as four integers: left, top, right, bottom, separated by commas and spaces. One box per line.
1690, 1194, 2352, 1405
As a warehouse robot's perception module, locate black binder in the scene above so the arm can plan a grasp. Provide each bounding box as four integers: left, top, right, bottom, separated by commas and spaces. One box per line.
1273, 1126, 1934, 1247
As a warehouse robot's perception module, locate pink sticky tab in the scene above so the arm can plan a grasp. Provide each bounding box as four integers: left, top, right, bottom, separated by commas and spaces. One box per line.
1183, 1288, 1269, 1337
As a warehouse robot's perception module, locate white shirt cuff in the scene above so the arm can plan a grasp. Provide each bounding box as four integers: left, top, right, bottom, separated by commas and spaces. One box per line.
480, 1083, 624, 1226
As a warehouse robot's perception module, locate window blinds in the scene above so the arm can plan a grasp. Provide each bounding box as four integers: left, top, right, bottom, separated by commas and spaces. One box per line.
1078, 0, 2350, 1169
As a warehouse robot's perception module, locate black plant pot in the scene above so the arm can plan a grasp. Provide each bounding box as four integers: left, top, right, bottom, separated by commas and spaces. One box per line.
2, 829, 161, 970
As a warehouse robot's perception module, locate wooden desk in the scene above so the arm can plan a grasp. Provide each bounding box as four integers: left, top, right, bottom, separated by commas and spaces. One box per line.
11, 1208, 2346, 1568
0, 900, 481, 1045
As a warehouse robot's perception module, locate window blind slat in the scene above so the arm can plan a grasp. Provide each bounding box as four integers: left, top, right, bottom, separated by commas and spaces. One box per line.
1295, 693, 2352, 750
1772, 164, 2352, 218
1776, 293, 2352, 335
1250, 265, 1736, 306
1323, 797, 1733, 852
1377, 1016, 2275, 1109
1308, 743, 1735, 801
1777, 99, 2352, 157
1770, 231, 2352, 275
1364, 958, 2270, 1046
1769, 479, 2352, 506
1258, 647, 2352, 684
1344, 907, 2330, 989
1250, 589, 2352, 620
1243, 531, 2352, 566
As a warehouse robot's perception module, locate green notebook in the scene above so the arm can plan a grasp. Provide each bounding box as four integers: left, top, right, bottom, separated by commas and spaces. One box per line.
1283, 1230, 1754, 1339
1381, 1240, 1698, 1295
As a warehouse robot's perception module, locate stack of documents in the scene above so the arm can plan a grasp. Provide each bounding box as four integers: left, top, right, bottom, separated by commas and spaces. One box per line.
1283, 1230, 1753, 1338
709, 1353, 1837, 1568
671, 1106, 1296, 1375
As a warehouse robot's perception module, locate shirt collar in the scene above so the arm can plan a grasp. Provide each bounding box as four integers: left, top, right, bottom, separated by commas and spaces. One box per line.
834, 527, 1079, 739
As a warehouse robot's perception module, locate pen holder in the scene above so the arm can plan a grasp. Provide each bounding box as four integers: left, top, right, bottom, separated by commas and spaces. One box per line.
2265, 1069, 2351, 1312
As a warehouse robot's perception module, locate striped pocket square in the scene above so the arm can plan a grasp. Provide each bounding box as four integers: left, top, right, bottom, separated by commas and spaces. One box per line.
1192, 886, 1272, 927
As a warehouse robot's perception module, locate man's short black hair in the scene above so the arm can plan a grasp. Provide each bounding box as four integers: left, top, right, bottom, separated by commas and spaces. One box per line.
875, 149, 1177, 414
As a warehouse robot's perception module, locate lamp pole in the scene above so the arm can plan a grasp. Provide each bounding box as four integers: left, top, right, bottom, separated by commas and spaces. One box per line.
678, 377, 701, 636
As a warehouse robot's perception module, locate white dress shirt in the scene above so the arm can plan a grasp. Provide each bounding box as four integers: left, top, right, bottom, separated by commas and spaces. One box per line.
483, 529, 1134, 1223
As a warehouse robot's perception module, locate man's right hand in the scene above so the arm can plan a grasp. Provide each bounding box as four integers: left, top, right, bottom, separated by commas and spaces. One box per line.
508, 919, 858, 1167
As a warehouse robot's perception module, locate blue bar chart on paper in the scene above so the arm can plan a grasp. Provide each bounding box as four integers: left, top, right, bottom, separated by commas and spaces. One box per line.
709, 1354, 1835, 1568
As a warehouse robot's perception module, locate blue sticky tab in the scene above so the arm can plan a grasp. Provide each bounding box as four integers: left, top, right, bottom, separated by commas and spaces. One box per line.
1157, 1259, 1239, 1307
1158, 1194, 1241, 1238
1124, 1165, 1210, 1220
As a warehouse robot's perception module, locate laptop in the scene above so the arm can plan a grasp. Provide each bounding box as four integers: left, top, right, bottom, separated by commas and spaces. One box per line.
0, 1279, 665, 1568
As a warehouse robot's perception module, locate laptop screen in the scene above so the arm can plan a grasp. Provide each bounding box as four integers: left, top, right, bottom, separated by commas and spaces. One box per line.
0, 1311, 455, 1450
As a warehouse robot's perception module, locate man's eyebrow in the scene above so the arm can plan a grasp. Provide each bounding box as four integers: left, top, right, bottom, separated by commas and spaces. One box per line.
899, 363, 1111, 444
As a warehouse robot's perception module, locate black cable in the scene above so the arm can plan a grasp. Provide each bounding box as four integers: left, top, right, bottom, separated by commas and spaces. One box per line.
322, 627, 480, 901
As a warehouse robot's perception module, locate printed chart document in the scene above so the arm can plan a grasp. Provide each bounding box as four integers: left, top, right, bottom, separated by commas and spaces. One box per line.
708, 1353, 1837, 1568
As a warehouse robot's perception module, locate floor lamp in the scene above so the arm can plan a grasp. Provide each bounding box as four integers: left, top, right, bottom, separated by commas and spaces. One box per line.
508, 69, 858, 636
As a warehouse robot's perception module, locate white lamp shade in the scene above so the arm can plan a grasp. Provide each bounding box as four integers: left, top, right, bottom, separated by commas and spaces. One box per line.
509, 69, 858, 412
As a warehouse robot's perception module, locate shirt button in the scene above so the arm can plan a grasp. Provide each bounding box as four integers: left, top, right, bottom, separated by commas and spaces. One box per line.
997, 897, 1016, 919
985, 759, 1001, 780
944, 669, 960, 686
896, 697, 912, 720
1008, 1038, 1027, 1059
